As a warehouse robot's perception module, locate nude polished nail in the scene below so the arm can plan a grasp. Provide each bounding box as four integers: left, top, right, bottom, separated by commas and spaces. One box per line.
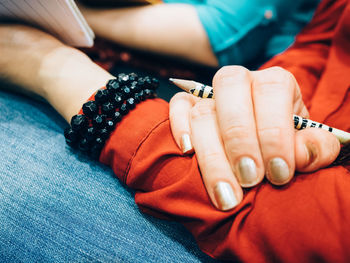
214, 182, 238, 211
180, 133, 193, 154
237, 157, 258, 187
267, 157, 290, 185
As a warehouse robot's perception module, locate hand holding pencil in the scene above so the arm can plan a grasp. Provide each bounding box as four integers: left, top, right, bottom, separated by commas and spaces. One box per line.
169, 66, 341, 211
169, 78, 350, 144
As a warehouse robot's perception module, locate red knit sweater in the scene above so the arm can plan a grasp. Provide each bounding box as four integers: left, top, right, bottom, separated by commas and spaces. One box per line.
99, 0, 350, 261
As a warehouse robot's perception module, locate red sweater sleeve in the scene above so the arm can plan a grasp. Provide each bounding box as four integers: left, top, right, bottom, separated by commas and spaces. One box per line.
260, 0, 346, 107
98, 0, 350, 261
99, 98, 350, 262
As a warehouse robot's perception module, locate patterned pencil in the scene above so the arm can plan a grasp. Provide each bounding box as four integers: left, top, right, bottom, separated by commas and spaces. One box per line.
169, 78, 350, 144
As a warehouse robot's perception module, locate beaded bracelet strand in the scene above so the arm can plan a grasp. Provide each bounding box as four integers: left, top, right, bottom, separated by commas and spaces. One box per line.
64, 73, 159, 159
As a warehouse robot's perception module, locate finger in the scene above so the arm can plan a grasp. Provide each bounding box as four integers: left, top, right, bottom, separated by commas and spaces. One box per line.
169, 92, 199, 154
293, 87, 309, 118
190, 99, 243, 211
295, 128, 340, 172
251, 67, 297, 185
298, 105, 309, 119
213, 66, 264, 187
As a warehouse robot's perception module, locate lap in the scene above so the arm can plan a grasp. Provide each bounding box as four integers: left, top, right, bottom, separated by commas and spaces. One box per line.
0, 90, 216, 262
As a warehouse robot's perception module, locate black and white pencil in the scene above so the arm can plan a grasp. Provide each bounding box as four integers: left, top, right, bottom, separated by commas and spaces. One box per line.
169, 78, 350, 145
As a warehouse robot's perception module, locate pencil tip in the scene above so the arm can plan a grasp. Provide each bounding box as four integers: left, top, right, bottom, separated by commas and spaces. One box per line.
169, 78, 175, 83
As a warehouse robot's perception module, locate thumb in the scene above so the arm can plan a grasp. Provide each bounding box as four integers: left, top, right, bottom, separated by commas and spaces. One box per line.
295, 128, 340, 173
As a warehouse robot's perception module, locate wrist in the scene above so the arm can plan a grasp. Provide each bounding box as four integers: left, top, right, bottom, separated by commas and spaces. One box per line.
64, 73, 160, 159
38, 46, 113, 122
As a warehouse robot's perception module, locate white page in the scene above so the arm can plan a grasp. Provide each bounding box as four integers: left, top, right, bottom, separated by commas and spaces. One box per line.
0, 0, 94, 47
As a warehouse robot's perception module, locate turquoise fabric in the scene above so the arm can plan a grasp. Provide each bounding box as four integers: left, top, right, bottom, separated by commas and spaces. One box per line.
163, 0, 320, 68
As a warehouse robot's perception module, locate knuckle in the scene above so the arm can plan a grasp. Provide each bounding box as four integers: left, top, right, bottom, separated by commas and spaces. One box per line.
200, 150, 224, 168
257, 66, 295, 87
213, 66, 250, 85
257, 126, 286, 144
269, 66, 287, 74
254, 69, 296, 97
269, 66, 295, 84
190, 100, 215, 120
170, 92, 190, 104
221, 123, 251, 144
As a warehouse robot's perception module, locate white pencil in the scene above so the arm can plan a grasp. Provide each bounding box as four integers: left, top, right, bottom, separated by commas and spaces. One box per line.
169, 78, 350, 145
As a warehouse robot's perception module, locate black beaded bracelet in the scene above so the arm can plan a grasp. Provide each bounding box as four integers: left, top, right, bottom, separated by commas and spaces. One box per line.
64, 73, 159, 159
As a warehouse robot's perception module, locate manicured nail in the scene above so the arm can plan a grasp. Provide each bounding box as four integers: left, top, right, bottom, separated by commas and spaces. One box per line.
237, 157, 258, 187
180, 133, 193, 154
267, 157, 290, 185
214, 181, 238, 211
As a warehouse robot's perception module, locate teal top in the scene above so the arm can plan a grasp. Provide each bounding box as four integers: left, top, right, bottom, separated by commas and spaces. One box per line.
163, 0, 320, 68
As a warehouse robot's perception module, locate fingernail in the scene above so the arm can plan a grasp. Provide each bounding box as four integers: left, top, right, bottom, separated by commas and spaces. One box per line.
180, 133, 193, 154
237, 157, 258, 187
267, 157, 291, 185
214, 181, 238, 211
305, 142, 317, 166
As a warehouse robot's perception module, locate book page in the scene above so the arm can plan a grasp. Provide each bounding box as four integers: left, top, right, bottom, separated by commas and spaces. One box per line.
0, 0, 94, 47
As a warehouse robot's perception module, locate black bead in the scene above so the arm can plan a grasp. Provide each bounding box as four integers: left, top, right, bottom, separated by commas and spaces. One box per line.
64, 127, 79, 146
134, 92, 141, 103
144, 89, 153, 99
106, 120, 115, 132
118, 73, 130, 85
99, 128, 110, 140
138, 90, 145, 101
90, 144, 103, 159
137, 78, 145, 88
70, 114, 89, 132
143, 76, 152, 89
121, 86, 131, 98
82, 101, 98, 117
101, 101, 115, 116
126, 97, 136, 109
113, 93, 124, 107
113, 111, 122, 123
106, 79, 120, 94
92, 114, 106, 128
151, 77, 160, 90
119, 103, 129, 115
128, 72, 138, 82
95, 137, 105, 146
129, 81, 139, 94
78, 137, 90, 152
95, 89, 110, 104
84, 126, 96, 142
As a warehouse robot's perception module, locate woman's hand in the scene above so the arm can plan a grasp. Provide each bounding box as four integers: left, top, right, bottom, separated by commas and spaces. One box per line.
0, 24, 113, 122
170, 66, 340, 211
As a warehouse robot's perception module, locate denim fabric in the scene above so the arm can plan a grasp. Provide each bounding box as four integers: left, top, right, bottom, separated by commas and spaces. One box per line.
0, 90, 218, 263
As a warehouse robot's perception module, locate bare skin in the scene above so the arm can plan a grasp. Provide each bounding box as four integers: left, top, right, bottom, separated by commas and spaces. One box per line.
0, 24, 112, 122
169, 66, 340, 211
0, 25, 340, 212
80, 3, 218, 67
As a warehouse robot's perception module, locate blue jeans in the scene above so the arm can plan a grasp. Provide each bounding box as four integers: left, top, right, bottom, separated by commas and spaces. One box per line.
0, 90, 218, 262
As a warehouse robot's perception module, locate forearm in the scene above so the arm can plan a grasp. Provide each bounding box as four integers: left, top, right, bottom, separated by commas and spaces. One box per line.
100, 97, 350, 262
0, 25, 113, 122
81, 4, 218, 66
39, 47, 113, 122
